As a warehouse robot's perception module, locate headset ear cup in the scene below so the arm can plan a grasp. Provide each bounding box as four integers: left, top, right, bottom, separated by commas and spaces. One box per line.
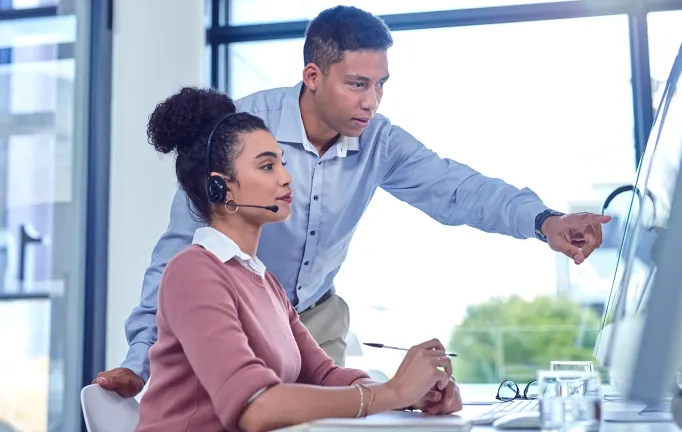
207, 175, 228, 204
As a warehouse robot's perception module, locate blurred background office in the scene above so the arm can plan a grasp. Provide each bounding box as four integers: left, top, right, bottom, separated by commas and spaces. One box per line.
0, 0, 681, 431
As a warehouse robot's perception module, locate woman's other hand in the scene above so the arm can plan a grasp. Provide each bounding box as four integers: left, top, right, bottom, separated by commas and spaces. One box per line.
385, 338, 452, 408
413, 376, 463, 415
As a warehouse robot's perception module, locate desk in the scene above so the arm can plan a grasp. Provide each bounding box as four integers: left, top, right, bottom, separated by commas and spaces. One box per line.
277, 401, 681, 431
462, 402, 680, 431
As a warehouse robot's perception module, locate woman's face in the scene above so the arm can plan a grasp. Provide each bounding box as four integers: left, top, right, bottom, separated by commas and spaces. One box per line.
221, 129, 293, 224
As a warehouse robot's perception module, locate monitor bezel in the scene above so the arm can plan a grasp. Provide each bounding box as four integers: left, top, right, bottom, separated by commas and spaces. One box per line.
594, 44, 682, 371
619, 44, 682, 404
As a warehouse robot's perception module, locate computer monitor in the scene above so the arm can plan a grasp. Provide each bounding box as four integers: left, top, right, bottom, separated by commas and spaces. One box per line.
594, 42, 682, 406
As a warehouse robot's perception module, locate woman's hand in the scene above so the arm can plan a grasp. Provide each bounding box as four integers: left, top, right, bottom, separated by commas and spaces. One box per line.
413, 376, 463, 415
385, 339, 452, 408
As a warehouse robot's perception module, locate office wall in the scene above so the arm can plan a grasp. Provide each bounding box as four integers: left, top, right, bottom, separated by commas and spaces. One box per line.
106, 0, 205, 372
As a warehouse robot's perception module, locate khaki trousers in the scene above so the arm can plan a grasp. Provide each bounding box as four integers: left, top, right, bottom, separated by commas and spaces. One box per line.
298, 294, 350, 367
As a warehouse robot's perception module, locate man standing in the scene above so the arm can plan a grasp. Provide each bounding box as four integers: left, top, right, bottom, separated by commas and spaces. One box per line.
95, 5, 609, 397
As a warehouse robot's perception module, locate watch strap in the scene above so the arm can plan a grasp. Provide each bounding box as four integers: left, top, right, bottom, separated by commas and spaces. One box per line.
534, 209, 565, 242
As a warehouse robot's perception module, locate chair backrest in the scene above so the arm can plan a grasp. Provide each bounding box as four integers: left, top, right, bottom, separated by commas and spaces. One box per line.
80, 384, 140, 432
0, 420, 18, 432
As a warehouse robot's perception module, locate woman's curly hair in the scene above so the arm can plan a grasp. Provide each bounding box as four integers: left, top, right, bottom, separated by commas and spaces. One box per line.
147, 87, 268, 221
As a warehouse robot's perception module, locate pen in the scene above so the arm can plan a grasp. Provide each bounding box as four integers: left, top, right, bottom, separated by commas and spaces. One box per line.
363, 342, 458, 357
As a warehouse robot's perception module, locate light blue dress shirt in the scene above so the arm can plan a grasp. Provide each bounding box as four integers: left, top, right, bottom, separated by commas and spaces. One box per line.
121, 82, 549, 381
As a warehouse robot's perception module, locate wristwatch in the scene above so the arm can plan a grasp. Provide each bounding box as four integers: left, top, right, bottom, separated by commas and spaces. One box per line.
534, 209, 565, 242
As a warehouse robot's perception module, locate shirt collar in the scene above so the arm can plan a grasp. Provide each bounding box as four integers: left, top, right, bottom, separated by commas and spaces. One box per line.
192, 227, 266, 277
277, 81, 359, 157
334, 135, 359, 157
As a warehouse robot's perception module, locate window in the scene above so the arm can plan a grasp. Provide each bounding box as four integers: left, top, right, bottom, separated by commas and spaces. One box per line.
228, 0, 578, 26
648, 10, 682, 109
229, 15, 636, 385
0, 12, 84, 432
0, 0, 58, 10
0, 15, 74, 46
228, 39, 300, 97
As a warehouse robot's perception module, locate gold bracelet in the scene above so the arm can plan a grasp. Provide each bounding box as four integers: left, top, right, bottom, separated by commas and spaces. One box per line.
358, 384, 375, 417
353, 384, 364, 418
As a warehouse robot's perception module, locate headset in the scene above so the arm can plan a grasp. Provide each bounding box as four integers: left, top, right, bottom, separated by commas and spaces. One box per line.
205, 112, 238, 204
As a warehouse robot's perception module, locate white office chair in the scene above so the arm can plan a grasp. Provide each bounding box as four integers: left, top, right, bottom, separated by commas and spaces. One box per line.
0, 420, 18, 432
80, 384, 140, 432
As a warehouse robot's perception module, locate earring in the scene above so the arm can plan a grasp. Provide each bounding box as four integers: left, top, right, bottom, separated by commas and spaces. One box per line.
224, 195, 238, 214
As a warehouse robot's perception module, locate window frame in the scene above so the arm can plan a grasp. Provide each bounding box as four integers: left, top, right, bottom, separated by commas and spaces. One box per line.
209, 0, 682, 164
0, 3, 112, 429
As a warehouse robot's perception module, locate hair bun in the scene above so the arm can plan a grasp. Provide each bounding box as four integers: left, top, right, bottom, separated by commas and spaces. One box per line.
147, 87, 236, 155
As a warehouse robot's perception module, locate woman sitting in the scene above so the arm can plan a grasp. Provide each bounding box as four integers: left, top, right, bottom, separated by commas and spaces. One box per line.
135, 87, 462, 432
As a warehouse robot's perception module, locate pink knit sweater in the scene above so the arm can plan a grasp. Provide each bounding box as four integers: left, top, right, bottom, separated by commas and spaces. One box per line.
135, 245, 369, 431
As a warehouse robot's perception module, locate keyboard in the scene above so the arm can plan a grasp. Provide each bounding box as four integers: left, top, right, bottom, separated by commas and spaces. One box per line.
472, 400, 539, 425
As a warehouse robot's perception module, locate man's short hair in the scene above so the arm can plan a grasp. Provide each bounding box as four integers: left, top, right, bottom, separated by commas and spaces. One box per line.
303, 6, 393, 74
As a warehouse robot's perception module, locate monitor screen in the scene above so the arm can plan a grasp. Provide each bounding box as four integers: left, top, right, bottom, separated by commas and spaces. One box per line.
595, 44, 682, 371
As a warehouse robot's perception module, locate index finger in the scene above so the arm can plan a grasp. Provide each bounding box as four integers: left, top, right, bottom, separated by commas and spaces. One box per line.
444, 357, 453, 380
576, 213, 611, 227
417, 338, 446, 352
434, 354, 453, 379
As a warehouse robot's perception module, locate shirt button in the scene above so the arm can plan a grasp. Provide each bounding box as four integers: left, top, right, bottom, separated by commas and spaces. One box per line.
310, 231, 316, 236
304, 261, 309, 265
297, 286, 302, 290
318, 161, 322, 165
313, 195, 319, 201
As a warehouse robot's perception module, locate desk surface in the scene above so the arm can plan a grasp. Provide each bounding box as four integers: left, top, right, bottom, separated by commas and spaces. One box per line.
278, 402, 681, 431
463, 403, 679, 432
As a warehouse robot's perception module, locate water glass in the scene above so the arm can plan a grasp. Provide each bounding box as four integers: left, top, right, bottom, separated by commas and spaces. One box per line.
538, 370, 602, 432
550, 361, 594, 373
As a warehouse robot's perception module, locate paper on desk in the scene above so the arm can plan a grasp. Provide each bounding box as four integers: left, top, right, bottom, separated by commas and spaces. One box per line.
285, 411, 473, 431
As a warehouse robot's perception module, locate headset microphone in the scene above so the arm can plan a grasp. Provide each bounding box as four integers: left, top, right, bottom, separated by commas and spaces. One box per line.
225, 203, 279, 213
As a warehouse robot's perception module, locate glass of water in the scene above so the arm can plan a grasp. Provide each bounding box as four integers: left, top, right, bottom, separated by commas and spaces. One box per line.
537, 370, 602, 432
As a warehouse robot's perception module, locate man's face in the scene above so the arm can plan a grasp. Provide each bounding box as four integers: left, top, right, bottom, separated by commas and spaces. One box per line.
315, 50, 389, 137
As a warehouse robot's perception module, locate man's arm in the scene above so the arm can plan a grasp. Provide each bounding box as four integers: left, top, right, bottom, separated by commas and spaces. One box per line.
120, 188, 205, 382
378, 125, 548, 239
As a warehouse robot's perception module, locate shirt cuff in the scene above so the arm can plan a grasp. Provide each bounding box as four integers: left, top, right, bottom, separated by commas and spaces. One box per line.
516, 201, 549, 240
120, 343, 152, 383
219, 366, 281, 431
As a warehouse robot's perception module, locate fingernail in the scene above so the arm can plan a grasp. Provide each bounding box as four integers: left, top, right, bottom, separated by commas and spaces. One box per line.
98, 377, 108, 384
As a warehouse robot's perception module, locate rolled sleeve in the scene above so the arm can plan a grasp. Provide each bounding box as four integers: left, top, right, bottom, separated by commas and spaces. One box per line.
517, 200, 551, 240
120, 343, 152, 382
216, 365, 281, 429
379, 124, 548, 240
